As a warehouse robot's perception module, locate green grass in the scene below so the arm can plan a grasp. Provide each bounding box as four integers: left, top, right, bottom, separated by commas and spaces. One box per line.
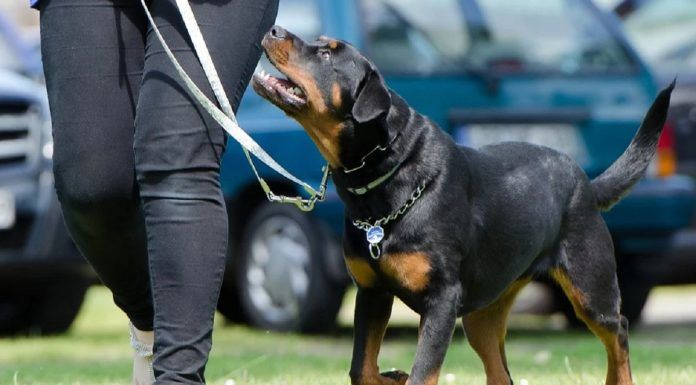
1, 287, 695, 385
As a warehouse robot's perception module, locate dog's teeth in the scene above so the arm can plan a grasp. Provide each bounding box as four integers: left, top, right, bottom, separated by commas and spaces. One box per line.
255, 69, 270, 80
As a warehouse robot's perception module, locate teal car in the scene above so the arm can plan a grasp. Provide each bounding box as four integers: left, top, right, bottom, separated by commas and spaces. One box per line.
217, 0, 695, 331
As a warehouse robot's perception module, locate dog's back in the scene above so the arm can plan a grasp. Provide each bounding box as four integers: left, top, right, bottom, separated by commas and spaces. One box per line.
453, 81, 674, 309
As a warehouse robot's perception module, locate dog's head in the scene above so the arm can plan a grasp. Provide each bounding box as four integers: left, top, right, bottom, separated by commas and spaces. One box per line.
252, 25, 391, 168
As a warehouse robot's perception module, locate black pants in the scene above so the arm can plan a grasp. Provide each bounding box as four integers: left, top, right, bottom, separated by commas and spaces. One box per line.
39, 0, 278, 382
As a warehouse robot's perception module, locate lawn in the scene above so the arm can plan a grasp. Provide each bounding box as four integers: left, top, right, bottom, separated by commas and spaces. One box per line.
1, 286, 695, 385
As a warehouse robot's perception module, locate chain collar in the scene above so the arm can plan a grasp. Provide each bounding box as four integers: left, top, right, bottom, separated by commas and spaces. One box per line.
352, 179, 429, 259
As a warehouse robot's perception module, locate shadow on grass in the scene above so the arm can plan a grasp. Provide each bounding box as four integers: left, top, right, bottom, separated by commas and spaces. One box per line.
324, 319, 696, 343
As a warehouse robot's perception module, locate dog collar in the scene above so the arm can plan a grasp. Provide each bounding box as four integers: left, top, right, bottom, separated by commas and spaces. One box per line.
346, 162, 401, 195
352, 179, 430, 259
341, 132, 401, 174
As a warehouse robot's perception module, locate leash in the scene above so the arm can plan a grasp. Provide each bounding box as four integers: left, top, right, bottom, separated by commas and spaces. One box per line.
352, 179, 430, 259
140, 0, 329, 212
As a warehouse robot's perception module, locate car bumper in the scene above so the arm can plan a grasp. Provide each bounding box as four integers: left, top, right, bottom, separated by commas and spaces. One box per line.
658, 228, 696, 285
604, 175, 696, 253
0, 169, 79, 265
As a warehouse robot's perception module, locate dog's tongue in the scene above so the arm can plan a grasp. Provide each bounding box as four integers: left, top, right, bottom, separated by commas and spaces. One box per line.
269, 76, 305, 98
274, 78, 295, 88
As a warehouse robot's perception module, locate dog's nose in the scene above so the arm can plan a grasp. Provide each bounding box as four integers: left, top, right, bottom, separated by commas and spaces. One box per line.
269, 25, 287, 40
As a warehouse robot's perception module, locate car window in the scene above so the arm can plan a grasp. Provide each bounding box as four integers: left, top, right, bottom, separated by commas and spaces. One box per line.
256, 0, 320, 77
360, 0, 636, 75
623, 0, 696, 70
360, 0, 471, 74
275, 0, 321, 40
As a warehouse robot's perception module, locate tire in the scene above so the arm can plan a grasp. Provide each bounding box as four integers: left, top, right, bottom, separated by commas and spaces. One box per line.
217, 277, 248, 323
615, 253, 656, 325
232, 202, 345, 333
0, 271, 89, 336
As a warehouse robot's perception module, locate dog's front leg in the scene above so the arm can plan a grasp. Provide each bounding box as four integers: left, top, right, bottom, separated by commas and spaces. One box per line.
407, 286, 460, 385
350, 288, 406, 385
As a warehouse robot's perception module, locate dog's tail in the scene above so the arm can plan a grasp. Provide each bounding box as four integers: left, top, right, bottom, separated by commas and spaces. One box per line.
591, 80, 675, 211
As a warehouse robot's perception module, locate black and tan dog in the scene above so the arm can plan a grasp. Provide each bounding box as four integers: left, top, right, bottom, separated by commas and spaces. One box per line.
252, 25, 673, 385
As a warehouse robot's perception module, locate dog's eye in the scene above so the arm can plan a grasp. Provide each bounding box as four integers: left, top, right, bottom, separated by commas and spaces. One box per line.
319, 50, 331, 61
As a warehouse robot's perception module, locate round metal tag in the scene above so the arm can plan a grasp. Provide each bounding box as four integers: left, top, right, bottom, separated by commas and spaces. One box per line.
366, 226, 384, 244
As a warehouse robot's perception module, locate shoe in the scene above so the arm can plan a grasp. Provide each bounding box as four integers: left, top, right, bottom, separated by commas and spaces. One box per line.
129, 322, 155, 385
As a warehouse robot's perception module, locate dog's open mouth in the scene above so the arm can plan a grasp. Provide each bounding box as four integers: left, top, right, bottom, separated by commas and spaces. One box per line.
252, 66, 307, 109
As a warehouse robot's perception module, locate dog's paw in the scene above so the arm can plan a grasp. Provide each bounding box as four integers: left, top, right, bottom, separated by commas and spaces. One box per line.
380, 370, 409, 385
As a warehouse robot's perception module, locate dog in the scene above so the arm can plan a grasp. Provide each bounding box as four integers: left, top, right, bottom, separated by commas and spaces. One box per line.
251, 25, 673, 385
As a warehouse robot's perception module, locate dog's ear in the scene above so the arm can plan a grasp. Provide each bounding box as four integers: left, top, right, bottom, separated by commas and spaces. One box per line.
351, 65, 391, 124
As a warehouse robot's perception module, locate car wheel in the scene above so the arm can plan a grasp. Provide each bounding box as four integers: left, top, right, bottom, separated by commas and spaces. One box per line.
234, 202, 345, 333
0, 272, 89, 335
32, 276, 90, 334
217, 277, 248, 323
616, 253, 656, 325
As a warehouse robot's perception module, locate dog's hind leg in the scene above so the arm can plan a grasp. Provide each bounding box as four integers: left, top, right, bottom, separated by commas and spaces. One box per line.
551, 215, 633, 385
462, 279, 530, 385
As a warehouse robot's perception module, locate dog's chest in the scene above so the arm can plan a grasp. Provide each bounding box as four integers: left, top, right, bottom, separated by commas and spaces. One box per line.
344, 251, 432, 295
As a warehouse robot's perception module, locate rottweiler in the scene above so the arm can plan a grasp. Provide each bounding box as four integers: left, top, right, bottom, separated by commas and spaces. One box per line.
251, 25, 673, 385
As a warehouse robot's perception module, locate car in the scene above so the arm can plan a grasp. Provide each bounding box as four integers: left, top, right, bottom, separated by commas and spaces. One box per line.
3, 0, 693, 335
609, 0, 696, 289
612, 0, 696, 176
0, 16, 90, 336
216, 0, 695, 332
0, 13, 42, 79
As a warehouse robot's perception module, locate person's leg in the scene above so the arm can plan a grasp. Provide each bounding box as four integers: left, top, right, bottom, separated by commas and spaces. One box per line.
39, 0, 153, 332
134, 0, 278, 382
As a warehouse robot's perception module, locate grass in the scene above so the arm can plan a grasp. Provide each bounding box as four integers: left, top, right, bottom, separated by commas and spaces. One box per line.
1, 286, 695, 385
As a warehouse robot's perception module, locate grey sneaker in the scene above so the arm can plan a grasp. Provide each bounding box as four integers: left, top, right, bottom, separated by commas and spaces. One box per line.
129, 322, 155, 385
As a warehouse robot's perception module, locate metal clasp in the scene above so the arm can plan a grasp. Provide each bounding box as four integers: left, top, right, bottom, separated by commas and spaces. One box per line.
369, 243, 381, 259
265, 166, 330, 212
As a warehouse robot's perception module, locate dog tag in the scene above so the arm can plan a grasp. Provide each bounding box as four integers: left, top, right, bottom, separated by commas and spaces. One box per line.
366, 225, 384, 244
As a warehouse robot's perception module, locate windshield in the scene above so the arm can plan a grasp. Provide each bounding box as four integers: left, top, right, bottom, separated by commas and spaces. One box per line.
256, 0, 321, 77
361, 0, 636, 75
622, 0, 696, 72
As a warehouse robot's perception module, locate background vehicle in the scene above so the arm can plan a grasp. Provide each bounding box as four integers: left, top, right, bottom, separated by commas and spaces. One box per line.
609, 0, 696, 289
2, 0, 693, 335
0, 15, 90, 335
217, 0, 695, 332
614, 0, 696, 176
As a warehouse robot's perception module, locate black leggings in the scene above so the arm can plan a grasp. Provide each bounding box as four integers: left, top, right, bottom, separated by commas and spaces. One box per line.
39, 0, 278, 382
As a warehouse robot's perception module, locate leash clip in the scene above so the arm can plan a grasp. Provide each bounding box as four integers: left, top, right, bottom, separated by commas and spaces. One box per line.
265, 166, 330, 212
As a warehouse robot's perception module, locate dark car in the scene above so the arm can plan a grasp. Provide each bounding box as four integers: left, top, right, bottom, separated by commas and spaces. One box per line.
615, 0, 696, 176
0, 16, 90, 335
612, 0, 696, 287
